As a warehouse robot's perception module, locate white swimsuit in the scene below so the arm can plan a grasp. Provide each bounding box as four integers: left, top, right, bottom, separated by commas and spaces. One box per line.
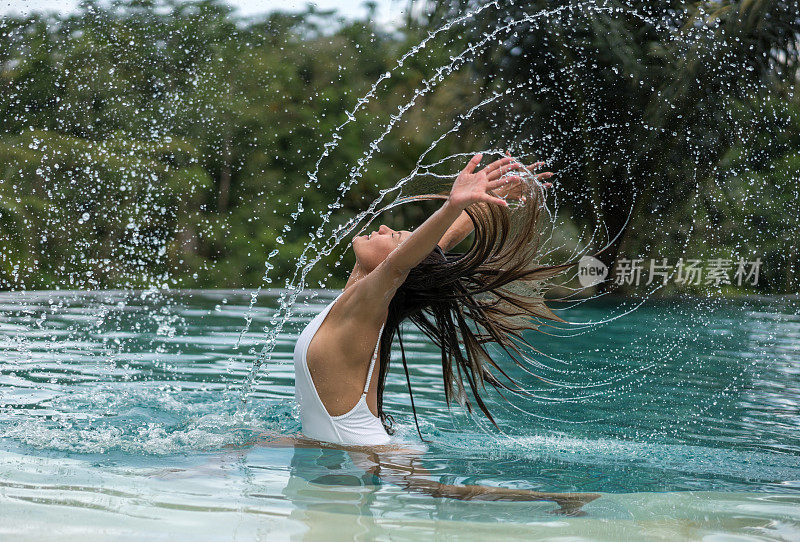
293, 293, 392, 446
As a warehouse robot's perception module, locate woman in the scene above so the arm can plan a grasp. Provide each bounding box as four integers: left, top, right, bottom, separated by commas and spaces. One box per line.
251, 153, 599, 514
294, 152, 573, 446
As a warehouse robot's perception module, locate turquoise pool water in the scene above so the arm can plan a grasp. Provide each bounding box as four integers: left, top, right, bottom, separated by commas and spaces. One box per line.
1, 290, 798, 540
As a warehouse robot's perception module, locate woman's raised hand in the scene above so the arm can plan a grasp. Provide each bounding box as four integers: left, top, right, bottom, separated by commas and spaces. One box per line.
496, 154, 554, 202
449, 154, 519, 210
449, 153, 552, 210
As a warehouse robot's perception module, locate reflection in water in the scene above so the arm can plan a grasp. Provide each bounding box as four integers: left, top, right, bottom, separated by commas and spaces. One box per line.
284, 447, 384, 540
274, 436, 599, 534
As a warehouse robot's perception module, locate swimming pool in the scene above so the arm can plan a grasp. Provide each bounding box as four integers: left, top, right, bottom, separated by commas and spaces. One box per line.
1, 290, 798, 540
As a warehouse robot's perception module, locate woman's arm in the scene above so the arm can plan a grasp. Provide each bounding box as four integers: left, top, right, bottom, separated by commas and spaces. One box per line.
437, 210, 475, 253
347, 154, 554, 323
344, 154, 514, 321
356, 154, 519, 304
382, 154, 534, 275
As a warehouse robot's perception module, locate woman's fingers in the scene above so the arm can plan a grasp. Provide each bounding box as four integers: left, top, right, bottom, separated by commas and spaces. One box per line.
487, 172, 551, 190
483, 194, 509, 207
482, 156, 512, 175
462, 153, 483, 174
487, 161, 525, 181
472, 154, 553, 193
487, 175, 521, 189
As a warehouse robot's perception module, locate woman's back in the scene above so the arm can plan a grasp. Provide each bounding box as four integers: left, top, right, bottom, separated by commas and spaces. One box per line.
293, 293, 391, 446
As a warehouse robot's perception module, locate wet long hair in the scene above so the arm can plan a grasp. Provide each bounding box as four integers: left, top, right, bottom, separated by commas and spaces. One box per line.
375, 184, 578, 439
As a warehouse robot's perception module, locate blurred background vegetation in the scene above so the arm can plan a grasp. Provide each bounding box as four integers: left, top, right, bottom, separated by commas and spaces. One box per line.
1, 0, 798, 295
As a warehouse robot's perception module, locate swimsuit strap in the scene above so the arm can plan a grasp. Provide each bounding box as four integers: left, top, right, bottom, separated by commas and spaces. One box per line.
362, 323, 385, 395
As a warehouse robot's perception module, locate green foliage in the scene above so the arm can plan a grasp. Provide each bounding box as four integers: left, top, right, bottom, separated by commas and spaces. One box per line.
0, 0, 439, 290
0, 0, 798, 294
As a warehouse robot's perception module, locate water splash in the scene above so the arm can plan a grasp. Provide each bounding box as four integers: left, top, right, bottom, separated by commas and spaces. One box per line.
1, 0, 797, 449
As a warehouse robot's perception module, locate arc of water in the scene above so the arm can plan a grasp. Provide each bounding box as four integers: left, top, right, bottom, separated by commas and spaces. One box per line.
236, 3, 694, 407
234, 3, 620, 351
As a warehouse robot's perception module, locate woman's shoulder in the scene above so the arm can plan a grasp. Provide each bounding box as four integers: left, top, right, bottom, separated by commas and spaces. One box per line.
307, 287, 385, 364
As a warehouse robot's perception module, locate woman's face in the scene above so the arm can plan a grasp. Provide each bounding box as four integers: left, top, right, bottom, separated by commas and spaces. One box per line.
352, 224, 411, 272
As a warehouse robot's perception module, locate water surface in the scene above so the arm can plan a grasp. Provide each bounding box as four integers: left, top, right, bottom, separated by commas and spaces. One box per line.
1, 290, 798, 540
